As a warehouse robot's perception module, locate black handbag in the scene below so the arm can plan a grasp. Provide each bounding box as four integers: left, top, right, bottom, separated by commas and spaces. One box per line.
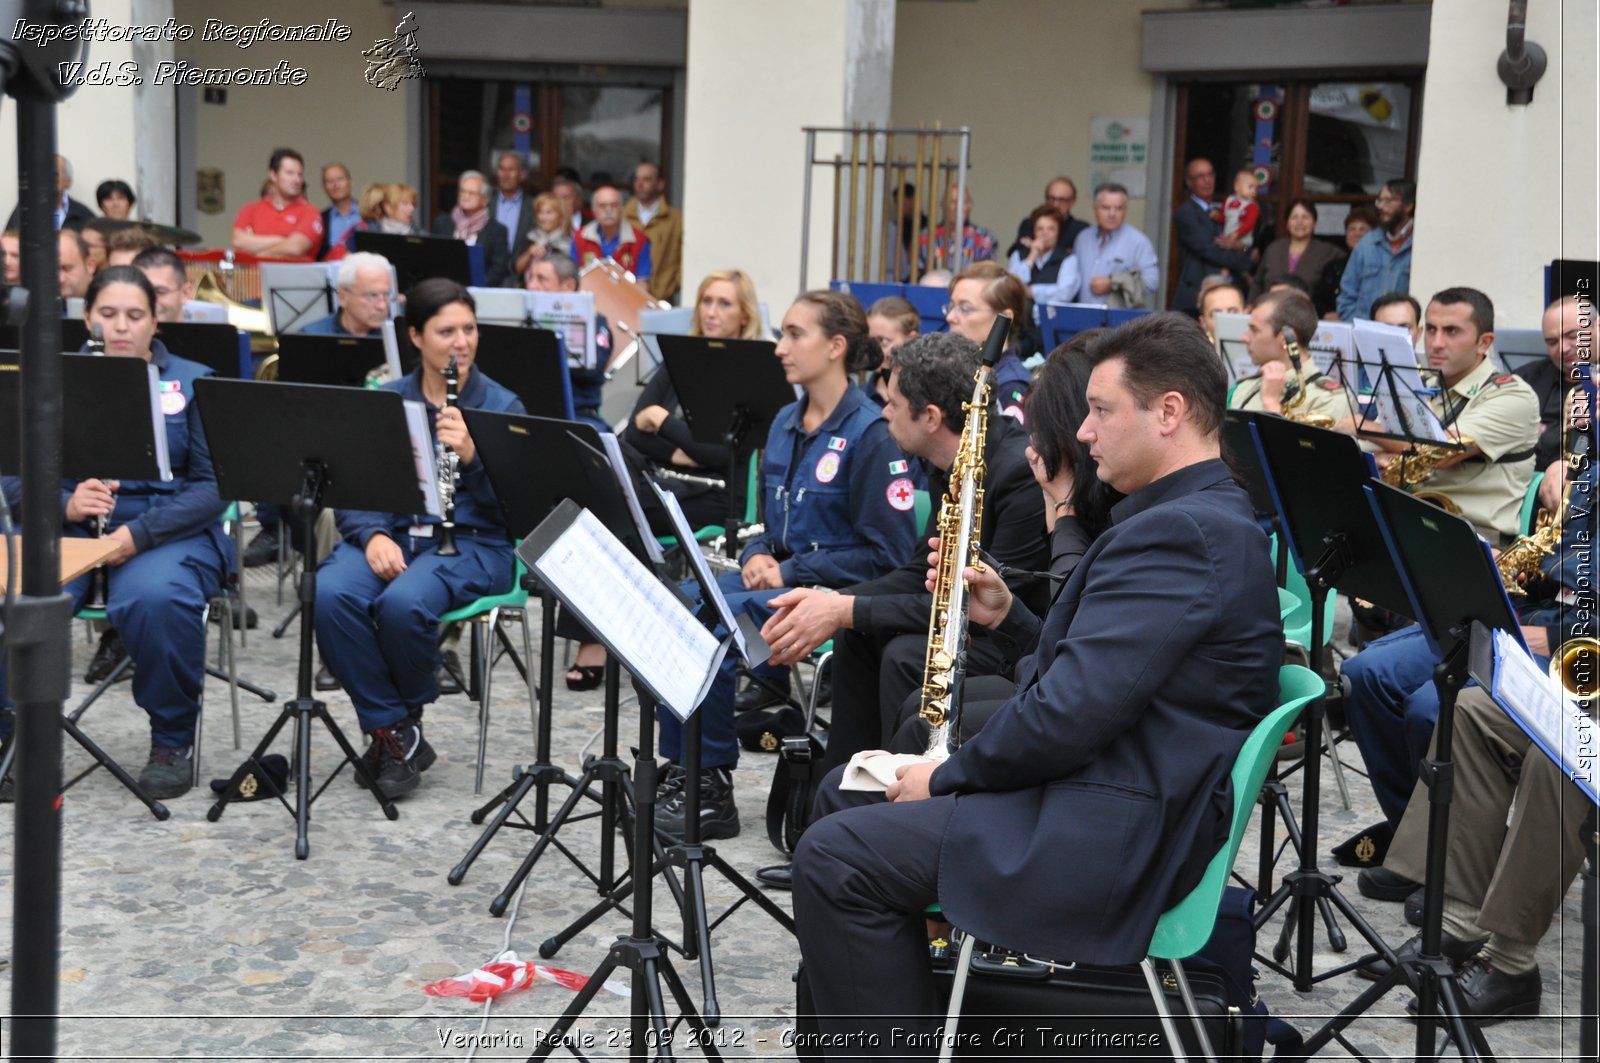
764, 729, 825, 854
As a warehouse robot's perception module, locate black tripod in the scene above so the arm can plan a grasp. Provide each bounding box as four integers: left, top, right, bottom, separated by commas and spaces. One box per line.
527, 677, 721, 1061
539, 697, 796, 1026
206, 464, 396, 858
1301, 639, 1492, 1059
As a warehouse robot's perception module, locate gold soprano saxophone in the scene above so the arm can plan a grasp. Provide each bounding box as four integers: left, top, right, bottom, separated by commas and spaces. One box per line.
1498, 433, 1589, 595
1278, 325, 1336, 429
919, 316, 1006, 760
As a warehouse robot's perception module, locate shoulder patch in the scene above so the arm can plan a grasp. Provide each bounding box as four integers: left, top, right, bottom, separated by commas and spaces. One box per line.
1320, 378, 1341, 390
1493, 374, 1515, 385
827, 436, 848, 451
888, 459, 908, 475
886, 477, 916, 511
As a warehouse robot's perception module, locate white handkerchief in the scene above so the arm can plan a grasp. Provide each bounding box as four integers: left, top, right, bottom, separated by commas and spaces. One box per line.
840, 750, 940, 792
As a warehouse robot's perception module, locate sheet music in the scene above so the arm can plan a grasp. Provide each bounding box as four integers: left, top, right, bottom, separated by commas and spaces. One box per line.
381, 319, 403, 382
650, 481, 752, 664
598, 431, 665, 564
535, 507, 725, 720
1212, 312, 1255, 385
1310, 320, 1354, 381
1491, 629, 1598, 802
1354, 320, 1449, 443
402, 400, 443, 518
146, 363, 173, 480
526, 291, 598, 371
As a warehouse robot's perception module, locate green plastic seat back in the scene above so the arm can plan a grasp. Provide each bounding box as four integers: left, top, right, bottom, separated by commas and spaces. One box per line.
1518, 470, 1545, 537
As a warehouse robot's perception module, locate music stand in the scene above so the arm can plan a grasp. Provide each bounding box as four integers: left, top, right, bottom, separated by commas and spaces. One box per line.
656, 334, 789, 557
449, 410, 655, 912
194, 378, 430, 858
155, 321, 249, 379
390, 321, 574, 420
1247, 415, 1416, 990
259, 261, 336, 335
0, 355, 174, 816
517, 499, 726, 1060
275, 334, 385, 388
353, 231, 471, 290
1299, 483, 1521, 1061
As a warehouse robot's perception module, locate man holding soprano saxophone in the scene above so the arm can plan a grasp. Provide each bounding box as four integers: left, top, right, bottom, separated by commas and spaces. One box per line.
792, 315, 1283, 1057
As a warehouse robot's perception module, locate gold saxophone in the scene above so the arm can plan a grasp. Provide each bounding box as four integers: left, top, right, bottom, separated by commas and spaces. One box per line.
1499, 438, 1588, 594
1377, 369, 1474, 513
919, 317, 1005, 760
1278, 325, 1336, 429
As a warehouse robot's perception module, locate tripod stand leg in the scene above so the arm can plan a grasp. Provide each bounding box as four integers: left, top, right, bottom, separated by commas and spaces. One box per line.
271, 601, 301, 639
490, 764, 605, 917
58, 715, 168, 820
680, 854, 720, 1026
526, 954, 623, 1061
450, 769, 539, 885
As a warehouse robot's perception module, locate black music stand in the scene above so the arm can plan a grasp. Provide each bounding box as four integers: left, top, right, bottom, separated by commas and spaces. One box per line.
657, 335, 789, 557
517, 498, 725, 1061
0, 354, 173, 816
1223, 410, 1289, 587
1300, 483, 1522, 1061
1247, 415, 1416, 990
449, 411, 656, 912
392, 321, 574, 420
155, 321, 248, 378
353, 231, 471, 290
194, 378, 429, 858
275, 334, 385, 388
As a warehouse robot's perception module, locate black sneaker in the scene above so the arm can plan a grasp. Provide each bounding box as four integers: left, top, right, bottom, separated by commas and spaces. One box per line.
370, 722, 436, 799
241, 528, 280, 568
85, 629, 130, 685
654, 766, 740, 840
314, 663, 341, 692
138, 744, 193, 799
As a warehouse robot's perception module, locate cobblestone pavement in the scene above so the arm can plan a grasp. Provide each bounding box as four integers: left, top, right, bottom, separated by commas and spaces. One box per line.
0, 566, 1591, 1060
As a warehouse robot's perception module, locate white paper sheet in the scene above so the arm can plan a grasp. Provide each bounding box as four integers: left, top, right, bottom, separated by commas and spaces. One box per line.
402, 399, 443, 518
1491, 628, 1598, 802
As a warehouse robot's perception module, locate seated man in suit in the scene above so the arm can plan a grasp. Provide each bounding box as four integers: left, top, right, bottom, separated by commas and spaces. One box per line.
792, 313, 1284, 1056
428, 170, 512, 288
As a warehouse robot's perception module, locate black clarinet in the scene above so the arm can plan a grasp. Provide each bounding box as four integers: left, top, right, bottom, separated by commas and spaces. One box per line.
84, 324, 111, 609
434, 354, 461, 557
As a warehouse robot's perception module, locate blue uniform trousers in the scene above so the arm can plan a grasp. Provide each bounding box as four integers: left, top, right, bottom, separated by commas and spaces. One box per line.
0, 531, 226, 747
314, 534, 512, 733
657, 569, 791, 769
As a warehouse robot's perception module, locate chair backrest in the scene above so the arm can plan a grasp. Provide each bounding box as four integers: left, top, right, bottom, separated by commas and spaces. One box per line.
1272, 533, 1334, 651
1146, 664, 1322, 960
1518, 470, 1545, 537
1038, 303, 1108, 353
913, 488, 933, 536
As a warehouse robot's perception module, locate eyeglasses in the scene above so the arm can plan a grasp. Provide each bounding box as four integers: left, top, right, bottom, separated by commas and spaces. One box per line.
343, 288, 390, 303
943, 302, 984, 317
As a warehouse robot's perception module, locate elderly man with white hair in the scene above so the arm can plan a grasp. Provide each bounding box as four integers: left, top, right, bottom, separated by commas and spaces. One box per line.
428, 169, 512, 286
301, 252, 394, 337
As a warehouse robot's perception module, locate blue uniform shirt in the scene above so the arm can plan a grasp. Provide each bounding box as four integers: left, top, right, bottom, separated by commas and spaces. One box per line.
299, 311, 378, 337
741, 385, 920, 588
60, 340, 228, 553
336, 365, 527, 547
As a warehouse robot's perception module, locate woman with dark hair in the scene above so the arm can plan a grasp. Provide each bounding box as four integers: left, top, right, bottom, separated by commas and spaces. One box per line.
96, 179, 136, 220
1248, 198, 1342, 314
1005, 205, 1079, 306
655, 289, 919, 840
0, 265, 229, 799
946, 261, 1036, 420
884, 332, 1120, 752
313, 278, 526, 799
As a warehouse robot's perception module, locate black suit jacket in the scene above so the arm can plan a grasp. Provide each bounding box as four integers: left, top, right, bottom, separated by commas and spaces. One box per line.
427, 213, 512, 288
846, 415, 1052, 631
7, 196, 95, 232
1514, 356, 1569, 470
1172, 199, 1252, 312
928, 458, 1282, 964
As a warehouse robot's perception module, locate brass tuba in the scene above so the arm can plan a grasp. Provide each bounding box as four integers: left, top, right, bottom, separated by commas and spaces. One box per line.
919, 316, 1006, 760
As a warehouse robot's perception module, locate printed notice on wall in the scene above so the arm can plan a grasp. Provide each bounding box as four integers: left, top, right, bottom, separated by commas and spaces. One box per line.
1089, 116, 1149, 198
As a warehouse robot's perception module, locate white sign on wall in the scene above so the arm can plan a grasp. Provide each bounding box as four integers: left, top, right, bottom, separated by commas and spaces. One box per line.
1089, 116, 1150, 198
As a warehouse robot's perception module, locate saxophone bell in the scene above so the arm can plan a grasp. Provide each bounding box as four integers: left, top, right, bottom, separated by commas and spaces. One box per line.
1279, 325, 1336, 429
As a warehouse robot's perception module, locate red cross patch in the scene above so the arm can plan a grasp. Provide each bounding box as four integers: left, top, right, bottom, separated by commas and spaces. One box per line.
886, 477, 916, 511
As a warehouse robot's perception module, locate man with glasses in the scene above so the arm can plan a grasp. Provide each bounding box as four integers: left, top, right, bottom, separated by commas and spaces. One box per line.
300, 251, 393, 337
428, 170, 512, 287
573, 183, 652, 284
1007, 176, 1087, 259
1337, 177, 1415, 321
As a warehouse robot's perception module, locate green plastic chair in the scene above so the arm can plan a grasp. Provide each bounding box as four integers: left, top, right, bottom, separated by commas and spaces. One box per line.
1518, 470, 1545, 537
437, 557, 536, 795
941, 665, 1320, 1063
1271, 534, 1334, 657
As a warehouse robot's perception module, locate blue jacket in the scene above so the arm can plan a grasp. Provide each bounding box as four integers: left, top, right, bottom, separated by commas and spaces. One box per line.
336, 366, 527, 547
299, 311, 377, 337
741, 385, 919, 588
993, 349, 1033, 419
64, 341, 228, 554
1337, 225, 1412, 321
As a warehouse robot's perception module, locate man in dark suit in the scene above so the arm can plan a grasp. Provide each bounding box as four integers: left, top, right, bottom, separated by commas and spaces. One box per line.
792, 313, 1283, 1057
427, 170, 512, 287
1171, 158, 1253, 313
6, 154, 95, 232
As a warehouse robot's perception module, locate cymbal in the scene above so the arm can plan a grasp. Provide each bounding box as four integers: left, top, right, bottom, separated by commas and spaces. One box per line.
88, 218, 204, 246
